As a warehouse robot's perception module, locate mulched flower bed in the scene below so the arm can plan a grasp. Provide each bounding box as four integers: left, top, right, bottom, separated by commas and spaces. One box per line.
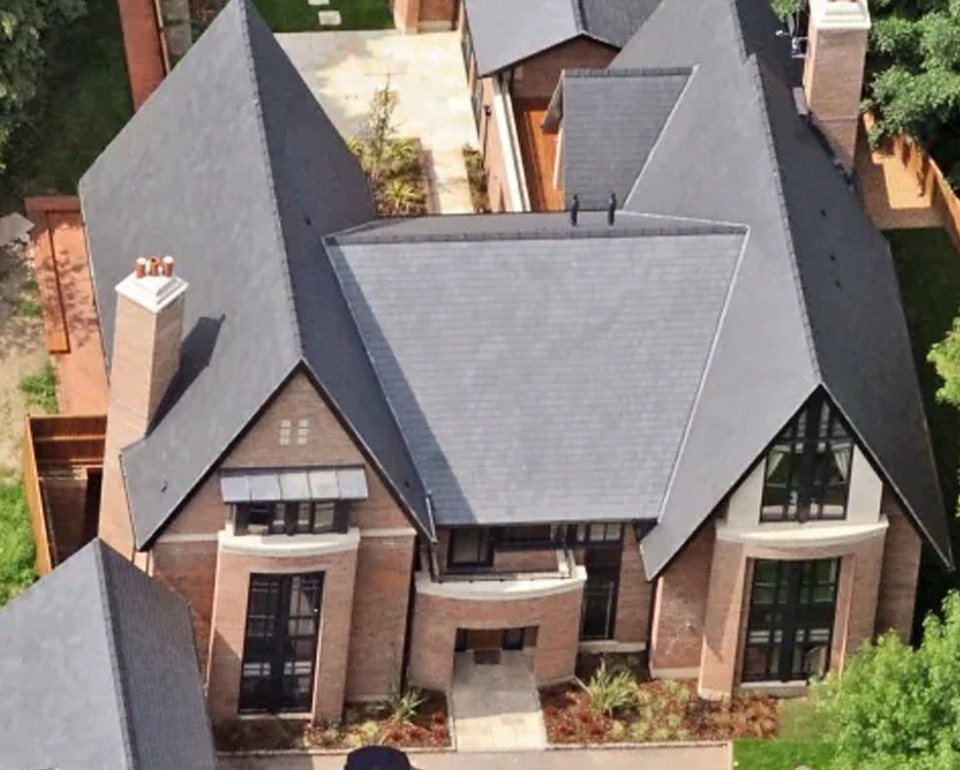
214, 690, 450, 752
541, 680, 778, 744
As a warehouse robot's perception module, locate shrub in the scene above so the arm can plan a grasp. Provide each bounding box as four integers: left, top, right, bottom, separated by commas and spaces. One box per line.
19, 360, 57, 413
578, 660, 636, 718
385, 687, 424, 725
0, 476, 36, 606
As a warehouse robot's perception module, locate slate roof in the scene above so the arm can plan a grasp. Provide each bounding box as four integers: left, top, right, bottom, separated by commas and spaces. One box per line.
0, 540, 216, 770
464, 0, 662, 76
80, 0, 431, 546
544, 68, 691, 209
569, 0, 952, 572
327, 213, 746, 526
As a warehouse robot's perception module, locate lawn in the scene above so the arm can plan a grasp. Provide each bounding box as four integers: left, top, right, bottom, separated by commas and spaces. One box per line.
248, 0, 392, 32
0, 476, 37, 607
887, 228, 960, 622
733, 698, 835, 770
1, 0, 132, 200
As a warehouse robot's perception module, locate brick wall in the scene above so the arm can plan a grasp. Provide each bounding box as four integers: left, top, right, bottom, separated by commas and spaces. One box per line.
698, 537, 748, 697
43, 476, 89, 563
875, 492, 922, 643
833, 532, 885, 670
346, 534, 415, 699
392, 0, 420, 32
152, 540, 218, 675
615, 525, 653, 644
510, 38, 617, 100
649, 523, 714, 673
493, 547, 559, 573
408, 579, 584, 691
419, 0, 455, 24
207, 545, 359, 723
479, 77, 511, 212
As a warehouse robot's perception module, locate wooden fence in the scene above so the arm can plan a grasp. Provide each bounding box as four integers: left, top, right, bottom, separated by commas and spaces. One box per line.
22, 414, 106, 576
870, 115, 960, 251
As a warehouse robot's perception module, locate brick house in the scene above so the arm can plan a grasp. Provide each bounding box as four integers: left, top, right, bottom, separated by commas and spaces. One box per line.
75, 0, 953, 727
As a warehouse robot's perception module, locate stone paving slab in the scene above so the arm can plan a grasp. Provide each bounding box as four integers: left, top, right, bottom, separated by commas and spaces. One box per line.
276, 30, 476, 214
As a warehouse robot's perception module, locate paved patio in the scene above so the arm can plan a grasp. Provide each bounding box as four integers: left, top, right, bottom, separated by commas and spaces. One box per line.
450, 651, 546, 752
219, 744, 732, 770
276, 30, 477, 214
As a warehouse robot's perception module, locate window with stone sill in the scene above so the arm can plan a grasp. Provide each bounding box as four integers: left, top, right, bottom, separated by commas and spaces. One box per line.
234, 500, 348, 537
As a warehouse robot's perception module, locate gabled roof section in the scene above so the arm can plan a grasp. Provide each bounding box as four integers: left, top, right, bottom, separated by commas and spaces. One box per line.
546, 68, 691, 209
604, 0, 952, 572
80, 0, 430, 545
327, 213, 747, 527
464, 0, 662, 77
0, 540, 216, 770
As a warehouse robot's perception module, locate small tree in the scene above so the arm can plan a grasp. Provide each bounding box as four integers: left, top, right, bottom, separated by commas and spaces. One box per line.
929, 316, 960, 409
812, 592, 960, 769
357, 79, 398, 186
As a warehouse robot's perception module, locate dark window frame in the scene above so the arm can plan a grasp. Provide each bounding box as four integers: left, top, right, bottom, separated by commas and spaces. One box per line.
741, 558, 840, 683
447, 528, 494, 569
494, 525, 558, 551
235, 500, 349, 536
566, 522, 624, 548
760, 393, 854, 523
239, 572, 324, 714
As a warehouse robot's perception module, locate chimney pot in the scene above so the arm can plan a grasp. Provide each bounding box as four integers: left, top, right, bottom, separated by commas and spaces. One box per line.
162, 255, 174, 277
135, 257, 147, 279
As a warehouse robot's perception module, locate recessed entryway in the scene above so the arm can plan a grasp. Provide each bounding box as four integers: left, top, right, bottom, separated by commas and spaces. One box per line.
450, 649, 546, 752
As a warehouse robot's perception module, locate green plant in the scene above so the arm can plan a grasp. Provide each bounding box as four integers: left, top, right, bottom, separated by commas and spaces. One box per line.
19, 360, 57, 413
609, 719, 627, 741
630, 716, 654, 742
358, 80, 398, 185
462, 144, 490, 213
379, 179, 423, 216
15, 296, 40, 318
0, 476, 36, 606
385, 687, 424, 725
578, 660, 636, 718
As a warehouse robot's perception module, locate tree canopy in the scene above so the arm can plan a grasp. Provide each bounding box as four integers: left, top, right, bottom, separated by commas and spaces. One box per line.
812, 592, 960, 770
0, 0, 86, 172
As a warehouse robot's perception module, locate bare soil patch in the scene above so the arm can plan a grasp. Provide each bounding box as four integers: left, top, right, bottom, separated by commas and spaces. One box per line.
0, 240, 48, 474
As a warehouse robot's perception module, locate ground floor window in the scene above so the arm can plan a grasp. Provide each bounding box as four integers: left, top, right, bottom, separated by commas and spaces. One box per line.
239, 572, 323, 713
580, 547, 621, 641
742, 558, 840, 683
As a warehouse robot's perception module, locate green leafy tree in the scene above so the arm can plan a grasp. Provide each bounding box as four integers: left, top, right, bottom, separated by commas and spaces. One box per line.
0, 0, 86, 172
929, 314, 960, 409
812, 592, 960, 769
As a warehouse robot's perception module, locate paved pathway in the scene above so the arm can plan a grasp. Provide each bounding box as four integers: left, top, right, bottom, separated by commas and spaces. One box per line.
220, 744, 732, 770
450, 651, 546, 751
276, 30, 477, 214
25, 197, 109, 415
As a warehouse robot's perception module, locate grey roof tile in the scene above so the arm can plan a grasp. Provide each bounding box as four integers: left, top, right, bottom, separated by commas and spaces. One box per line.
464, 0, 661, 76
327, 222, 746, 526
0, 540, 216, 770
80, 0, 430, 545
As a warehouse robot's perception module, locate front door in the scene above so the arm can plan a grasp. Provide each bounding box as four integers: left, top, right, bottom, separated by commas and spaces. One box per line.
742, 559, 840, 683
239, 572, 323, 713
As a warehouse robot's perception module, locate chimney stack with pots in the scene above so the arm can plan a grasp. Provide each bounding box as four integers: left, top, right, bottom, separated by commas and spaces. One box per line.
98, 255, 188, 556
802, 0, 871, 172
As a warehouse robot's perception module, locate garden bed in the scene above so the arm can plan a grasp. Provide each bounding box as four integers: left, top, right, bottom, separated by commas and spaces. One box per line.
541, 679, 778, 744
214, 691, 450, 752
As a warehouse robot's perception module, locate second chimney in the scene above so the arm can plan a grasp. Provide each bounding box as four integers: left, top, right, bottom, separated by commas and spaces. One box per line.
802, 0, 871, 172
110, 255, 188, 435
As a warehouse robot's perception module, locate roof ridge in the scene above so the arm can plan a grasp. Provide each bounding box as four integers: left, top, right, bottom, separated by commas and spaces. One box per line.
328, 222, 746, 246
235, 0, 302, 353
743, 54, 821, 379
571, 0, 587, 32
92, 543, 138, 769
566, 66, 692, 79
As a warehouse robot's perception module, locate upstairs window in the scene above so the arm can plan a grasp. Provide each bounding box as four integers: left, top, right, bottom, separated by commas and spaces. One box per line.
448, 529, 493, 568
496, 525, 557, 549
761, 394, 854, 522
235, 501, 347, 536
567, 523, 624, 547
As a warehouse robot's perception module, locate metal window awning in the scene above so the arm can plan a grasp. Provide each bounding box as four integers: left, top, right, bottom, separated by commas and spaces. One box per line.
219, 467, 369, 503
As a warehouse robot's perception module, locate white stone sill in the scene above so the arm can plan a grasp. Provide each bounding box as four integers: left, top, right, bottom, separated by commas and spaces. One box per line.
416, 566, 586, 601
217, 525, 360, 556
716, 519, 887, 548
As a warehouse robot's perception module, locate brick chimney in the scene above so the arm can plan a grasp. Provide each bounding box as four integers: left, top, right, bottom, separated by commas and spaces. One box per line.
99, 256, 188, 558
803, 0, 871, 172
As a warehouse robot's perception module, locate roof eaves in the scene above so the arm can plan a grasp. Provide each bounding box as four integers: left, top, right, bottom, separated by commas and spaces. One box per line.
822, 382, 955, 570
135, 362, 301, 549
92, 545, 136, 770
